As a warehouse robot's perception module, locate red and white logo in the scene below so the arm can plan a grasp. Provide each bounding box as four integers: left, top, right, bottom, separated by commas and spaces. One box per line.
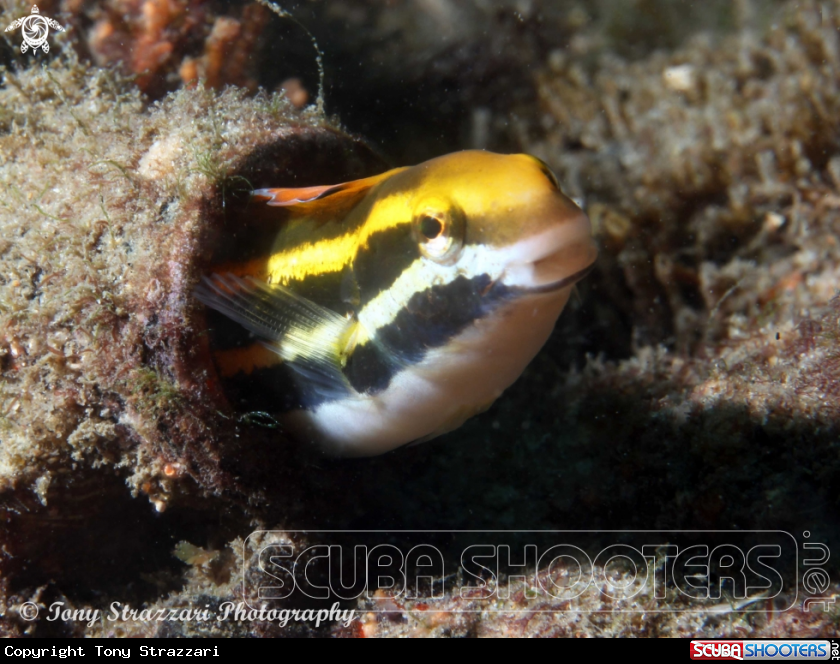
691, 642, 743, 661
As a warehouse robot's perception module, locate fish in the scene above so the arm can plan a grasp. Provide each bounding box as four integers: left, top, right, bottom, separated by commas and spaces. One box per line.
195, 150, 597, 456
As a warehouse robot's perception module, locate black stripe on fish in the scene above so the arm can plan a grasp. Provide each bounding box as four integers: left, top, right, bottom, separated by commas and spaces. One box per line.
353, 224, 420, 307
342, 342, 397, 396
342, 274, 515, 395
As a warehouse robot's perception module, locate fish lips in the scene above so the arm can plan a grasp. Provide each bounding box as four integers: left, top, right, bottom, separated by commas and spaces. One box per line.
500, 212, 598, 294
521, 262, 596, 294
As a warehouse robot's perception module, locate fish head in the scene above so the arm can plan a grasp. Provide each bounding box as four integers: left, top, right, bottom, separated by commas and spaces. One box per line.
353, 150, 596, 307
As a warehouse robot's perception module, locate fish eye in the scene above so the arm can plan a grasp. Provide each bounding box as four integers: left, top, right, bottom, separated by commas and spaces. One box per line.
413, 206, 464, 264
419, 215, 443, 240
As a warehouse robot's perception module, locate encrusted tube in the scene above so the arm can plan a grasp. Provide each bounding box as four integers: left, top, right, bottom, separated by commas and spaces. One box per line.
0, 55, 383, 511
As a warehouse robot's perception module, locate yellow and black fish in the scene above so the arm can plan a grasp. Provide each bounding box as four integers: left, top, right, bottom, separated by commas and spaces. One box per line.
196, 150, 597, 456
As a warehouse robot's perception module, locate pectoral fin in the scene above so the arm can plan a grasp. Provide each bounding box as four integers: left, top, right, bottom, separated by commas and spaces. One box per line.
195, 274, 356, 399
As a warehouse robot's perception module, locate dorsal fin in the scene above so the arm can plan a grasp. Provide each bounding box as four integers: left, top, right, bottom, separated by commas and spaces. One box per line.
252, 168, 405, 217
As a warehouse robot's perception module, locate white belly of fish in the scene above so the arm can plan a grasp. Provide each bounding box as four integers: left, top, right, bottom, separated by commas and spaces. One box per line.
289, 287, 573, 456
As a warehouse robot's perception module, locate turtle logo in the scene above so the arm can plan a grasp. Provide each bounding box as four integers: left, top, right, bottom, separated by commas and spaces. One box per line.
5, 5, 65, 54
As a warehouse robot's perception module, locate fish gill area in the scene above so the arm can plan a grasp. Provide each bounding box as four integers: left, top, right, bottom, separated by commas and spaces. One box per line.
0, 0, 839, 638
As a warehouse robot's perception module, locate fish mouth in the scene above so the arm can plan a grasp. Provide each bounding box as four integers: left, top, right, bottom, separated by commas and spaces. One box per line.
501, 230, 598, 294
519, 262, 596, 294
496, 207, 598, 293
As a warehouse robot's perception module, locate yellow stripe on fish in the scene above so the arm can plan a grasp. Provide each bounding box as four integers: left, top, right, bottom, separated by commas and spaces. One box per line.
195, 150, 597, 456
